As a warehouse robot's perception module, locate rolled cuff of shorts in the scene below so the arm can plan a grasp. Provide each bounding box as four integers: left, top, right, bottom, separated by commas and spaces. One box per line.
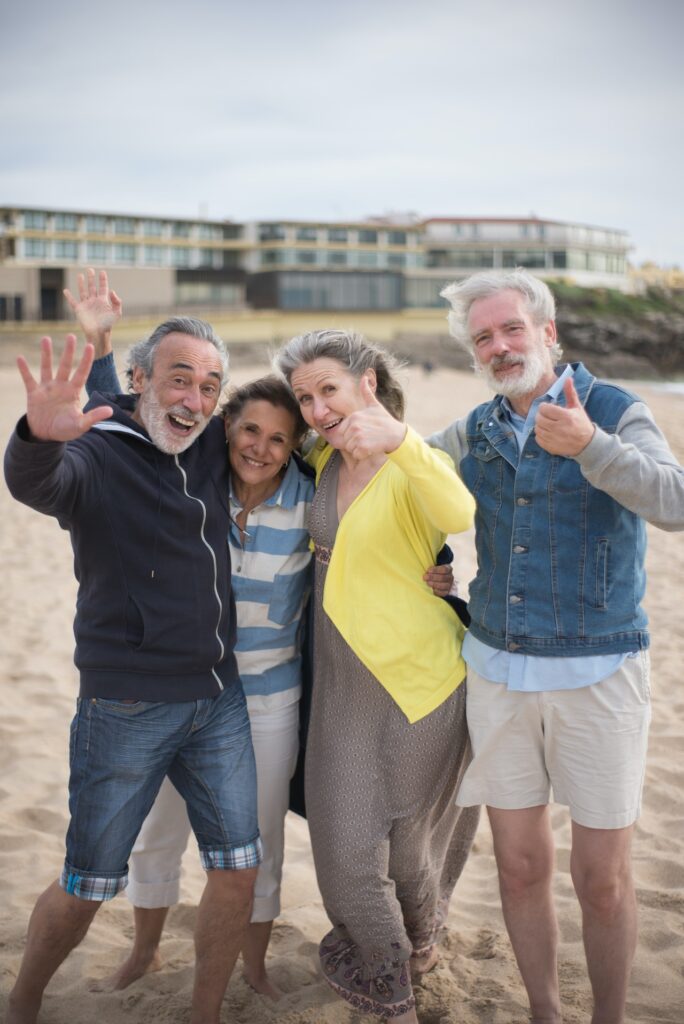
60, 862, 128, 902
126, 875, 182, 908
200, 835, 262, 872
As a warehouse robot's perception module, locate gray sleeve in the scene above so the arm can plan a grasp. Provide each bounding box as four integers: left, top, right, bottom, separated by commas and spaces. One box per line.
425, 417, 469, 477
576, 401, 684, 531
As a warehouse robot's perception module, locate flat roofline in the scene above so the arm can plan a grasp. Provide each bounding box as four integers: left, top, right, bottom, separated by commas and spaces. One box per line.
424, 215, 629, 235
0, 203, 239, 227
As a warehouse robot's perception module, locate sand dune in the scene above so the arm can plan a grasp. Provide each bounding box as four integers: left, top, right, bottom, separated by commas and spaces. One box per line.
1, 352, 683, 1023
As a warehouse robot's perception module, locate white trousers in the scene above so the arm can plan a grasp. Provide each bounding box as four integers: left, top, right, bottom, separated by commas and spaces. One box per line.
126, 698, 300, 922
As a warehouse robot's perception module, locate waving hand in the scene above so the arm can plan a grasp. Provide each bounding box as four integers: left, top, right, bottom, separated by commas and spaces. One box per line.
17, 335, 113, 441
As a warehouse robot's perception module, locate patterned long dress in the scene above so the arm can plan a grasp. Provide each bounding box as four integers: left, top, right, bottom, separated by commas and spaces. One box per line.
305, 452, 480, 1019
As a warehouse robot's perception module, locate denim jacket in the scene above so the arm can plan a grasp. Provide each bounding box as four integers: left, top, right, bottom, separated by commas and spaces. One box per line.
428, 363, 684, 657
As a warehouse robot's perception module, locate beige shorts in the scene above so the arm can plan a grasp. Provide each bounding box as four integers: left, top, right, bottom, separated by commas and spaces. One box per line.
457, 651, 651, 829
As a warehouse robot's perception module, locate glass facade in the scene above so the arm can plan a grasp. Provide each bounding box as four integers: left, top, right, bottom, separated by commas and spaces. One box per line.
276, 271, 402, 310
25, 239, 47, 257
87, 241, 108, 260
427, 250, 494, 268
55, 213, 78, 231
55, 240, 78, 258
24, 211, 47, 229
358, 229, 378, 244
296, 226, 318, 241
113, 218, 135, 235
86, 216, 107, 233
113, 244, 136, 263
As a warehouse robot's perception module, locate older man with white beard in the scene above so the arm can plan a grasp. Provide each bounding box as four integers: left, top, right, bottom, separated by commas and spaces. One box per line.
427, 269, 684, 1024
4, 321, 260, 1024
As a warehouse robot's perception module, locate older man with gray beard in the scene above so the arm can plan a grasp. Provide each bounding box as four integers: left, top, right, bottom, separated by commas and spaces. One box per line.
4, 320, 260, 1024
427, 269, 684, 1024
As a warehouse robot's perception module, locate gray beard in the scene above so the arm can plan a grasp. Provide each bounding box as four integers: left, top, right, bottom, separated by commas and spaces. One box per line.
138, 390, 208, 455
478, 348, 550, 400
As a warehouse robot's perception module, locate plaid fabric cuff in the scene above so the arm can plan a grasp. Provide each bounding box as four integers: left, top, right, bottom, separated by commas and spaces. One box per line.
60, 865, 128, 902
200, 836, 262, 871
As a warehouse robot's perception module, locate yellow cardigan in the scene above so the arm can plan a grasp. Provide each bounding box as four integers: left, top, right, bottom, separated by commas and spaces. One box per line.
309, 426, 475, 723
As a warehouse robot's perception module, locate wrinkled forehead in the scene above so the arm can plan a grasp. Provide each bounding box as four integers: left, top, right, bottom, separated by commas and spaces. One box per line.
290, 356, 351, 390
152, 333, 223, 378
467, 289, 533, 331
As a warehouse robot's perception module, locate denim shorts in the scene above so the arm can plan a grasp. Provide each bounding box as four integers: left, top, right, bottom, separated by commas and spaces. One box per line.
61, 683, 261, 901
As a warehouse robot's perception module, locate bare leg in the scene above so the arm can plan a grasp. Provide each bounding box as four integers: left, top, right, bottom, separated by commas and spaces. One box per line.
241, 920, 282, 1000
96, 905, 168, 991
571, 822, 636, 1024
8, 880, 101, 1024
189, 866, 257, 1024
488, 806, 562, 1024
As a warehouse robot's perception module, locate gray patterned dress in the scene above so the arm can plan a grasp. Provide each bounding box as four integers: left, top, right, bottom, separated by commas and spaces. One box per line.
305, 452, 480, 1019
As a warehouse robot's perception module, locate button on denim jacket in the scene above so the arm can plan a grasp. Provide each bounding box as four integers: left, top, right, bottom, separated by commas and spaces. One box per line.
461, 363, 649, 656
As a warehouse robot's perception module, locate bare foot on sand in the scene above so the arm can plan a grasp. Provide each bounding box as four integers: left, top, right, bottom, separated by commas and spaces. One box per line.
90, 948, 163, 992
243, 966, 282, 1001
410, 944, 440, 985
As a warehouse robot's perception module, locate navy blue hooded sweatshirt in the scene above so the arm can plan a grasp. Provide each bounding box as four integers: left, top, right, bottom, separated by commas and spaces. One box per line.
3, 394, 240, 700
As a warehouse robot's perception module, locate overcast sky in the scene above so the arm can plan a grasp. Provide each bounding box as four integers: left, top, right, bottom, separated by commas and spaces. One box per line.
3, 0, 682, 265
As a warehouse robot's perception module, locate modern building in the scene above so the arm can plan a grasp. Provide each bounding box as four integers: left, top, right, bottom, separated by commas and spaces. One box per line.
0, 206, 632, 321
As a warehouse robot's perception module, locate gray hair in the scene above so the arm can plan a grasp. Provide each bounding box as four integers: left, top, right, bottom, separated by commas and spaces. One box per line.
273, 328, 406, 420
125, 317, 229, 389
441, 269, 562, 363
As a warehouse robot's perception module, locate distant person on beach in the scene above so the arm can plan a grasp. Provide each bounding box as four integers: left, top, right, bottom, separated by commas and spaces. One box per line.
3, 309, 260, 1024
427, 268, 684, 1024
274, 329, 479, 1023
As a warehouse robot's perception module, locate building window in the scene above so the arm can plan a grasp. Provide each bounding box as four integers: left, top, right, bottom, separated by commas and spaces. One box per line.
196, 248, 219, 267
358, 251, 378, 267
427, 249, 493, 269
198, 224, 222, 240
172, 222, 191, 238
297, 250, 317, 264
259, 224, 286, 242
142, 220, 164, 237
296, 226, 318, 241
552, 251, 567, 269
358, 229, 378, 244
328, 228, 348, 243
113, 218, 135, 235
171, 247, 191, 267
144, 245, 165, 265
55, 241, 79, 259
327, 251, 347, 265
55, 213, 78, 231
387, 253, 405, 267
502, 249, 546, 269
87, 242, 108, 260
387, 231, 406, 245
86, 216, 107, 233
24, 211, 47, 230
24, 239, 47, 257
113, 244, 136, 263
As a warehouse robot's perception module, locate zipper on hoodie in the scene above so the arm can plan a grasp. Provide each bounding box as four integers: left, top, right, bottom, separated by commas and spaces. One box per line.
175, 457, 226, 690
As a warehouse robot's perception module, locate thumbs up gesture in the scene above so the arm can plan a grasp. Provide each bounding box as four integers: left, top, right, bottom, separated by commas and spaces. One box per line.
336, 374, 407, 460
535, 378, 595, 456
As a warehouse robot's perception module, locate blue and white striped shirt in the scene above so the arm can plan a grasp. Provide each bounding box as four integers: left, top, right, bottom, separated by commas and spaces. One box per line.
229, 458, 314, 708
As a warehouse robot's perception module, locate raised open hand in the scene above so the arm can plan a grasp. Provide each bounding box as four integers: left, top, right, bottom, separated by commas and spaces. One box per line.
63, 268, 121, 353
17, 335, 113, 442
336, 375, 407, 460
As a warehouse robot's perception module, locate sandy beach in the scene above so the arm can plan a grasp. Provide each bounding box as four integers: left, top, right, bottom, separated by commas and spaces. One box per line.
1, 347, 683, 1024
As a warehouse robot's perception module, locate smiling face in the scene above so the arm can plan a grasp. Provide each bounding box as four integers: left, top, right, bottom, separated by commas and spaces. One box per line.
289, 357, 371, 448
225, 399, 298, 493
131, 333, 223, 454
468, 289, 557, 401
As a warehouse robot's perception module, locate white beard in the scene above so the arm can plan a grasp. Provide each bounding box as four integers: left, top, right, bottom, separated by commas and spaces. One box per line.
478, 346, 551, 400
138, 388, 208, 455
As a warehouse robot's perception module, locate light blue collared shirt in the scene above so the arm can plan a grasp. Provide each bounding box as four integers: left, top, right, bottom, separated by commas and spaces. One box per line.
462, 366, 632, 692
